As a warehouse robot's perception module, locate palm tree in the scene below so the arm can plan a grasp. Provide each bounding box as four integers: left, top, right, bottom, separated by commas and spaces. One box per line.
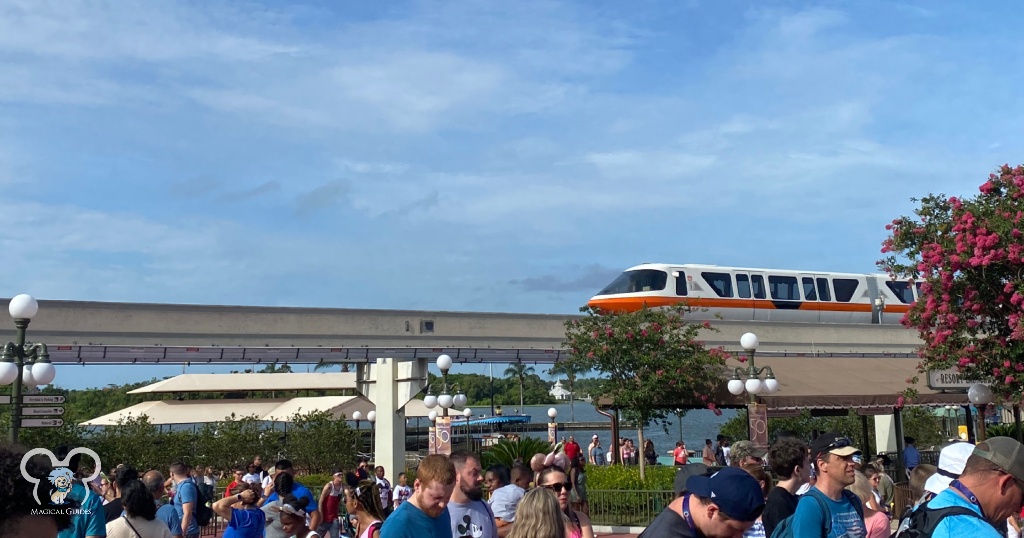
503, 363, 534, 410
313, 362, 350, 373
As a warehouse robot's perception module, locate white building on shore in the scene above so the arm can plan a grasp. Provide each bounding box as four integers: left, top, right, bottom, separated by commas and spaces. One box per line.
549, 379, 572, 401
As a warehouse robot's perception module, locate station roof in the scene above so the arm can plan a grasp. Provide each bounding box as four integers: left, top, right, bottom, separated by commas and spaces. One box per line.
81, 396, 440, 426
126, 372, 357, 394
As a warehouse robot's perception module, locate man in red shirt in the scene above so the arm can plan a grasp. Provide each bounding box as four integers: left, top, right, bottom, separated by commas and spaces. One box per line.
224, 465, 246, 498
673, 441, 688, 465
564, 436, 582, 464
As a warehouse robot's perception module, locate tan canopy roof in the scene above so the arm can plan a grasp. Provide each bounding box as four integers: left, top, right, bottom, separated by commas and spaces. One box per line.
81, 396, 440, 426
127, 372, 357, 394
598, 356, 969, 410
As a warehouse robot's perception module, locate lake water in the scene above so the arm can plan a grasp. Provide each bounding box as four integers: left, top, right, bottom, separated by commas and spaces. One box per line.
506, 403, 738, 462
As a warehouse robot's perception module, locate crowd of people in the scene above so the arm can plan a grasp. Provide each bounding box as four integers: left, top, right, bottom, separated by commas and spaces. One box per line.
637, 431, 1024, 538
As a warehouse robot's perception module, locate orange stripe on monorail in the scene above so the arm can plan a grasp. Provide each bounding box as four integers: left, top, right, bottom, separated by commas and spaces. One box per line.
586, 296, 911, 314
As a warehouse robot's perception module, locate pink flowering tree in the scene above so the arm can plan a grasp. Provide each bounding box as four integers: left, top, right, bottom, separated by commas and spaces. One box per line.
563, 304, 730, 479
880, 164, 1024, 401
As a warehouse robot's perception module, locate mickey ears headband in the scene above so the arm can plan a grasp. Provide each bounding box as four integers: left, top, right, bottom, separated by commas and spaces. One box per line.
20, 447, 102, 506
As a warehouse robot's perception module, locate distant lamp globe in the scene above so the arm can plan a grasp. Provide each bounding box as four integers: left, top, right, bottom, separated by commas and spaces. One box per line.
740, 332, 759, 350
436, 354, 453, 371
428, 410, 438, 422
21, 365, 36, 386
9, 294, 38, 320
463, 408, 473, 418
438, 393, 454, 409
764, 376, 779, 394
0, 360, 16, 385
367, 411, 376, 423
453, 392, 468, 408
727, 378, 744, 395
744, 378, 763, 395
352, 411, 362, 421
423, 393, 438, 409
968, 383, 993, 406
31, 361, 56, 386
547, 408, 558, 420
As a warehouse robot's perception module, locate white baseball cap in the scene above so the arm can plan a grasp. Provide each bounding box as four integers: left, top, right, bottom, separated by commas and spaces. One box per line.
924, 442, 974, 494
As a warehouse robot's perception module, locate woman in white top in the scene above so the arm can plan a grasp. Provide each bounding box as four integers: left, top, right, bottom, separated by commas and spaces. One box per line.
105, 480, 173, 538
347, 479, 385, 538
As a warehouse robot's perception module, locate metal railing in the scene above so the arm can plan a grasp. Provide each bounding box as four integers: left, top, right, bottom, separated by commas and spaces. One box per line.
587, 489, 674, 527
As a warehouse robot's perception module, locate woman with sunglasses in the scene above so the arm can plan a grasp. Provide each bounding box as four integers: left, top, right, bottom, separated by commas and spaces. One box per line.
538, 467, 594, 538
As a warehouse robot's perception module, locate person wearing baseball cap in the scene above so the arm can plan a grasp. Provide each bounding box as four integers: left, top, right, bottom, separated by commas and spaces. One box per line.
639, 466, 764, 538
728, 441, 766, 468
790, 432, 866, 537
919, 437, 1024, 538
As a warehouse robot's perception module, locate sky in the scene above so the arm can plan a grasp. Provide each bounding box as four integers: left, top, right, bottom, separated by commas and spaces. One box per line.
3, 0, 1024, 390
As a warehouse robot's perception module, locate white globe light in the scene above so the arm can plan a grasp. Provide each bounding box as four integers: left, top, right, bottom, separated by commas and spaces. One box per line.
436, 354, 453, 371
428, 410, 438, 422
740, 332, 759, 351
727, 378, 745, 395
0, 361, 16, 385
463, 408, 473, 418
21, 365, 36, 386
548, 407, 558, 419
352, 411, 362, 421
968, 383, 994, 406
764, 377, 780, 394
31, 361, 56, 385
9, 294, 38, 320
745, 378, 763, 395
438, 393, 454, 409
367, 411, 376, 423
423, 394, 438, 409
453, 393, 468, 408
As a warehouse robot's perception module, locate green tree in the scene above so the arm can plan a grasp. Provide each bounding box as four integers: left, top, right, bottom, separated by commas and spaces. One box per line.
284, 410, 358, 473
503, 363, 535, 410
565, 305, 729, 479
880, 165, 1024, 401
195, 414, 274, 472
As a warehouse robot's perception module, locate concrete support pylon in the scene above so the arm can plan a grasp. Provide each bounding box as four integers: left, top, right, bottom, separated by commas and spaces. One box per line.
357, 358, 428, 478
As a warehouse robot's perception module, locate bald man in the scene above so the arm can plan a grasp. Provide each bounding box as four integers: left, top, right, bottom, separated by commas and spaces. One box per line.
143, 471, 182, 538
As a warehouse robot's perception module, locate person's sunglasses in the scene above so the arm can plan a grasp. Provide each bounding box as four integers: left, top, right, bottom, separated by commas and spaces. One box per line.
827, 437, 853, 450
542, 482, 573, 493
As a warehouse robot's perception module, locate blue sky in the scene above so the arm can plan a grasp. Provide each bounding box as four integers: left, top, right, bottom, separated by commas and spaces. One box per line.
3, 0, 1023, 389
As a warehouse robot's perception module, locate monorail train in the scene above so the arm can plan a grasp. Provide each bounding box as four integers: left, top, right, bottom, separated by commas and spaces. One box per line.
587, 263, 917, 324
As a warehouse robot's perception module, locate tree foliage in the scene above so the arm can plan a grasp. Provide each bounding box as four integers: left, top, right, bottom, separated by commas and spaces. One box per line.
564, 304, 730, 478
481, 437, 552, 470
880, 164, 1024, 401
503, 363, 536, 410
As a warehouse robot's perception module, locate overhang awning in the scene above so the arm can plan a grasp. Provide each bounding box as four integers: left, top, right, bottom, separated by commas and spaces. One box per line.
743, 356, 969, 410
127, 373, 357, 394
81, 396, 443, 426
596, 356, 970, 411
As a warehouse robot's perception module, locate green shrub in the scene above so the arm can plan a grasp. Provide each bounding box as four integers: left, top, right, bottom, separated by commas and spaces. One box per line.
587, 465, 675, 491
482, 438, 552, 469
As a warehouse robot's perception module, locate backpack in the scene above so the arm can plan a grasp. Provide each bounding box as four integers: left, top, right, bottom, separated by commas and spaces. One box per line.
769, 488, 864, 538
890, 504, 984, 538
715, 445, 726, 466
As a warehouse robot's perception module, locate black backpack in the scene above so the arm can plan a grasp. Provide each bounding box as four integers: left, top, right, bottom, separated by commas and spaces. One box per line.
770, 488, 864, 538
891, 505, 984, 538
715, 445, 726, 466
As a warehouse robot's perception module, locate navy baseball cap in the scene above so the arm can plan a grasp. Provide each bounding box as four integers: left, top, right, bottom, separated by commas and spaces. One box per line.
685, 466, 765, 522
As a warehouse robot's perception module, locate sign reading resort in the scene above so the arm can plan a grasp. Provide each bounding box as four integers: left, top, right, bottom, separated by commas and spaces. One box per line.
927, 368, 983, 390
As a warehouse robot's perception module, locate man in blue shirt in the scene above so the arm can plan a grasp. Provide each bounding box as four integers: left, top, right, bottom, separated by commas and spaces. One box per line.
143, 470, 182, 537
381, 454, 457, 538
924, 437, 1024, 538
262, 459, 321, 531
54, 446, 106, 538
791, 432, 866, 538
170, 462, 200, 538
904, 437, 920, 474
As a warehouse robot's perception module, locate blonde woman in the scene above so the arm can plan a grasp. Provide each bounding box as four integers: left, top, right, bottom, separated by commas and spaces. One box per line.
847, 470, 890, 538
508, 487, 567, 538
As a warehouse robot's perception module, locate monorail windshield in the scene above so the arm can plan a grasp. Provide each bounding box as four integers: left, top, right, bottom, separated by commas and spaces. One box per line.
597, 269, 668, 295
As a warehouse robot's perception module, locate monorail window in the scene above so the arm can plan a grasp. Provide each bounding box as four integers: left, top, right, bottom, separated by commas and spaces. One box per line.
598, 269, 667, 295
886, 281, 915, 304
751, 275, 766, 299
816, 278, 832, 301
802, 277, 817, 301
702, 272, 733, 298
768, 275, 800, 301
737, 274, 751, 298
675, 271, 688, 296
914, 282, 922, 298
833, 278, 859, 302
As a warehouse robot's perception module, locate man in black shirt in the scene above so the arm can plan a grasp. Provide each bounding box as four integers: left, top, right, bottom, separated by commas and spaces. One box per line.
104, 465, 139, 523
760, 438, 810, 538
640, 466, 764, 538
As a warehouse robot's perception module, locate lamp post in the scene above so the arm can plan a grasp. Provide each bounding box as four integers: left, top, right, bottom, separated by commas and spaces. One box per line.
463, 408, 472, 449
428, 410, 438, 455
423, 354, 467, 456
726, 333, 779, 450
352, 411, 362, 455
0, 294, 55, 444
367, 411, 376, 459
968, 383, 993, 442
547, 407, 558, 445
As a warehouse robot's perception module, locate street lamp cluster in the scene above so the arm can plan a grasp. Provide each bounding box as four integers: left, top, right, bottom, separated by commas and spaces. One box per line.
0, 294, 56, 443
726, 333, 779, 402
423, 355, 467, 416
